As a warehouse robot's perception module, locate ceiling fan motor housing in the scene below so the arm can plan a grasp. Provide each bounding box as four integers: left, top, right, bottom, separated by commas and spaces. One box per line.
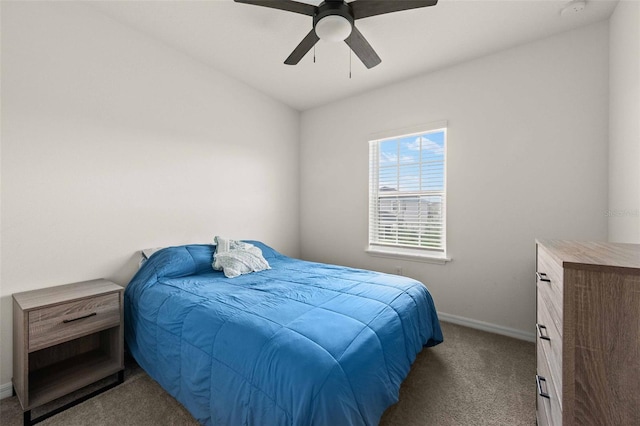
314, 1, 354, 41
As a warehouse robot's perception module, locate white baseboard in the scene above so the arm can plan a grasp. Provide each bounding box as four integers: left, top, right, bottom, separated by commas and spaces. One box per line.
438, 311, 535, 342
0, 381, 13, 400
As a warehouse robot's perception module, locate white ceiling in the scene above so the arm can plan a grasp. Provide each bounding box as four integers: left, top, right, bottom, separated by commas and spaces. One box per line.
90, 0, 618, 111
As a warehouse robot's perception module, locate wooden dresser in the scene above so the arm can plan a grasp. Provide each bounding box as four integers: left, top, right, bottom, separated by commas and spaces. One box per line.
535, 239, 640, 426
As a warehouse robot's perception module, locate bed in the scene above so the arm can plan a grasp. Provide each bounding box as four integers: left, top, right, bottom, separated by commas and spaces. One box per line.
124, 241, 443, 425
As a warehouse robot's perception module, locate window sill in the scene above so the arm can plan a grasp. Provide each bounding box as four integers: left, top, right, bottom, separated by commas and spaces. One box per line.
365, 246, 451, 264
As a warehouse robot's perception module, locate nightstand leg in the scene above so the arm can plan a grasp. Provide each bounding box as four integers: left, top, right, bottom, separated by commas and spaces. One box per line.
118, 369, 124, 384
23, 410, 31, 426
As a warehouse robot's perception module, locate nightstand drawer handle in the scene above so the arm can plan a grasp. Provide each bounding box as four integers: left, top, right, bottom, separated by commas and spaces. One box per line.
536, 375, 550, 399
63, 312, 97, 323
536, 272, 551, 283
536, 324, 551, 341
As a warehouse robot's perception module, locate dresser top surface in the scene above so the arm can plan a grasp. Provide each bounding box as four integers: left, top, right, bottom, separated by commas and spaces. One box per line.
13, 279, 123, 311
537, 239, 640, 271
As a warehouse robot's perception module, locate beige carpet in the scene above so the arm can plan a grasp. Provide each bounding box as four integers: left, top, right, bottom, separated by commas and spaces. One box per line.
0, 322, 535, 425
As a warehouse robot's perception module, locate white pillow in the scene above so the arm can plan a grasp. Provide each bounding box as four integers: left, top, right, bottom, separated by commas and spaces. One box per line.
138, 247, 164, 268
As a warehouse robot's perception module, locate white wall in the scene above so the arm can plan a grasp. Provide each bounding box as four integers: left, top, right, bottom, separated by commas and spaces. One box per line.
0, 2, 299, 387
608, 0, 640, 243
300, 22, 610, 338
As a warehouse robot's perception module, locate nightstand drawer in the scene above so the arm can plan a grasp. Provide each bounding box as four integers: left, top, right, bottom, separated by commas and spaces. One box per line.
28, 293, 120, 352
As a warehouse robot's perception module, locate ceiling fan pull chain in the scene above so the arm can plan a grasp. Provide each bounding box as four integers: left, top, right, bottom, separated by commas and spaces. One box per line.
349, 35, 352, 79
314, 45, 316, 63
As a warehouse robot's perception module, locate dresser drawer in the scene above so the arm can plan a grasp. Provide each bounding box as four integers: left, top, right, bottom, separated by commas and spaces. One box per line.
537, 341, 562, 426
537, 245, 564, 293
537, 246, 563, 328
28, 293, 120, 352
537, 388, 552, 426
537, 278, 563, 338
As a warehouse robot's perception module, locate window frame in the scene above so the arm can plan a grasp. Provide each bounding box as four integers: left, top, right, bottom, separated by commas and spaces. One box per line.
366, 121, 450, 264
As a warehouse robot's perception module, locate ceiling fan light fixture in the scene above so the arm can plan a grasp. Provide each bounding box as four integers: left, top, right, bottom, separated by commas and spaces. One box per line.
315, 15, 352, 42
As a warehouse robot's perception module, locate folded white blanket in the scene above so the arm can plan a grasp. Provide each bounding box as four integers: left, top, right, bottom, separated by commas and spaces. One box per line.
213, 237, 270, 278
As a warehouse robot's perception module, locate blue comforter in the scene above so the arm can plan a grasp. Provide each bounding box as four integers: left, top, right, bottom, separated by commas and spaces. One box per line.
125, 242, 442, 425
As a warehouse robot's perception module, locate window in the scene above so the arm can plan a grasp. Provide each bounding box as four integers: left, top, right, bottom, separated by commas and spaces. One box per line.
368, 124, 447, 261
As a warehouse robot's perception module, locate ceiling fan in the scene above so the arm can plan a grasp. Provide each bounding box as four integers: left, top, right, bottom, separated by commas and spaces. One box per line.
234, 0, 438, 69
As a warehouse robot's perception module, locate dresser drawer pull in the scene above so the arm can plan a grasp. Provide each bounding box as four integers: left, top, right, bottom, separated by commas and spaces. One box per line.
536, 375, 550, 399
536, 323, 551, 341
536, 272, 551, 283
62, 312, 97, 323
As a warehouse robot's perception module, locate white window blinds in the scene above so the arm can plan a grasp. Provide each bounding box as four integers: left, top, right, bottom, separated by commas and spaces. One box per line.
368, 127, 447, 253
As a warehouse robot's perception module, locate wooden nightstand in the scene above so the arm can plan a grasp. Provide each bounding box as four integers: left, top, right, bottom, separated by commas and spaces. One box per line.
12, 279, 124, 425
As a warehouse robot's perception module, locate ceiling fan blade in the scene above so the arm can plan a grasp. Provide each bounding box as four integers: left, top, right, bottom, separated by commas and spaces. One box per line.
284, 29, 320, 65
345, 26, 381, 69
351, 0, 438, 20
234, 0, 317, 16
